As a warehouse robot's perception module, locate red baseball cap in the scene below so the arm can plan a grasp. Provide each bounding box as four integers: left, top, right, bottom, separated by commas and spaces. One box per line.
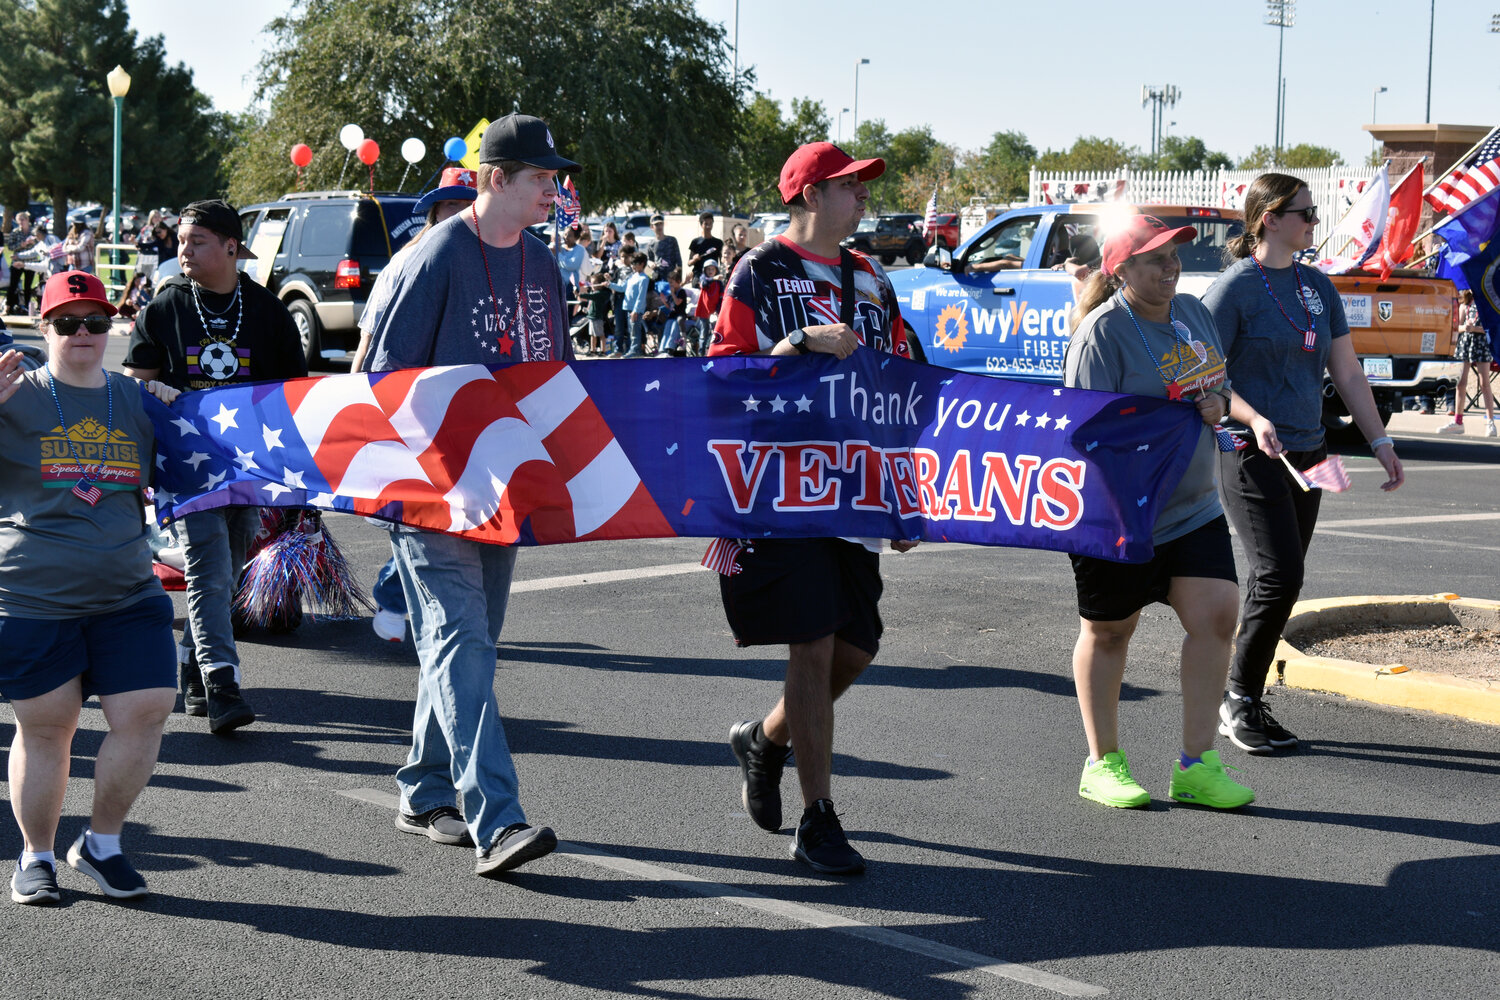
1100, 215, 1197, 277
778, 142, 885, 204
40, 270, 118, 319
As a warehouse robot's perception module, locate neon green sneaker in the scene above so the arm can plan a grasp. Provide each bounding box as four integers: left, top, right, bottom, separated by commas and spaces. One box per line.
1079, 750, 1150, 808
1169, 750, 1255, 809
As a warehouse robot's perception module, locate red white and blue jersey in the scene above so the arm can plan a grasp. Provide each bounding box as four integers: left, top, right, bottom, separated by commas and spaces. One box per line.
708, 235, 908, 358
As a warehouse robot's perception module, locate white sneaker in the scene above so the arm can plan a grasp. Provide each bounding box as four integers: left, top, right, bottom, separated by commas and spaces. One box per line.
1438, 421, 1465, 434
1487, 421, 1498, 438
372, 608, 406, 642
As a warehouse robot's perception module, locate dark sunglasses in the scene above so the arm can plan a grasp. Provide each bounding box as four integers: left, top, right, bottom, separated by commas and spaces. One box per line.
1273, 205, 1319, 223
48, 315, 112, 336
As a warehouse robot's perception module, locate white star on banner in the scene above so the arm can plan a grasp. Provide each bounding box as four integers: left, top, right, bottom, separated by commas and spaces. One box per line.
184, 451, 210, 470
308, 492, 335, 508
210, 404, 238, 434
283, 468, 306, 490
201, 470, 226, 491
742, 395, 761, 412
262, 482, 291, 500
1053, 414, 1072, 431
155, 454, 165, 470
1016, 411, 1032, 426
795, 395, 813, 412
234, 447, 258, 471
1035, 413, 1052, 428
262, 424, 284, 450
769, 396, 787, 413
171, 416, 199, 437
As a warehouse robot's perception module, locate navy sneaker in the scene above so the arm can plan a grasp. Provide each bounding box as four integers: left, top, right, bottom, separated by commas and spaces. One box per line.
730, 720, 792, 832
10, 860, 60, 905
1219, 693, 1298, 754
475, 823, 557, 878
790, 799, 865, 876
395, 805, 474, 847
67, 833, 148, 899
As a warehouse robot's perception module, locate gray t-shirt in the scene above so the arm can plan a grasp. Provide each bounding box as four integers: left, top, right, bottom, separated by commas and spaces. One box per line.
1200, 257, 1349, 451
1064, 293, 1228, 545
0, 371, 162, 618
365, 212, 575, 371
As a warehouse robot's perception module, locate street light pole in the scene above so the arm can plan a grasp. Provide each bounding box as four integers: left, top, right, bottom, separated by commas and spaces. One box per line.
106, 64, 131, 283
838, 107, 850, 143
853, 58, 869, 138
1371, 85, 1387, 156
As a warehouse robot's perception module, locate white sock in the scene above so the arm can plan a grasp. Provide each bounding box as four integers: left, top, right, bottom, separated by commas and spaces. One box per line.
85, 829, 122, 859
19, 851, 55, 869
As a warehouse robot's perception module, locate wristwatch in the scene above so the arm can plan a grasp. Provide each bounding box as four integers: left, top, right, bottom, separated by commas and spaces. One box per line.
787, 328, 811, 354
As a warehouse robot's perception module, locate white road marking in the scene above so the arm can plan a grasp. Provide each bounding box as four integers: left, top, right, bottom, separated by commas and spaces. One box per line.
511, 561, 705, 593
1316, 529, 1500, 553
1318, 512, 1500, 528
337, 788, 1107, 997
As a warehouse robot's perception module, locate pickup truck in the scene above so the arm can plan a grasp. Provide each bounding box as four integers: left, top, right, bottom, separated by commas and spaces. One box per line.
842, 213, 927, 266
888, 203, 1458, 445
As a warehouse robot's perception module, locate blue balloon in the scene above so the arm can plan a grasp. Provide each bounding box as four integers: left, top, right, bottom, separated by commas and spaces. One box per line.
443, 137, 467, 161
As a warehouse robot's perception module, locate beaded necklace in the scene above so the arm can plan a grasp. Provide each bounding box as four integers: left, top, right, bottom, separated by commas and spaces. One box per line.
472, 203, 525, 357
1249, 255, 1317, 352
190, 275, 243, 342
44, 365, 113, 506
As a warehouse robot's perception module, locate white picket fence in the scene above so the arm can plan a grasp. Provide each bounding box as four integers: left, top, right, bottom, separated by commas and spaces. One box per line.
1027, 166, 1379, 248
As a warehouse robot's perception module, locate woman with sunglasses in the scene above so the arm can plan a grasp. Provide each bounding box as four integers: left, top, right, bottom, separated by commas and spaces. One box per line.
1201, 173, 1404, 756
0, 271, 180, 904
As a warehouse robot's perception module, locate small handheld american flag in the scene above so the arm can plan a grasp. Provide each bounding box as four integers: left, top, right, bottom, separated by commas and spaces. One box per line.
922, 189, 939, 237
72, 478, 103, 505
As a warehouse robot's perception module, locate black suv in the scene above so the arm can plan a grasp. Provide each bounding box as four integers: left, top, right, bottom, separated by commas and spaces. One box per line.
236, 191, 421, 368
841, 212, 925, 266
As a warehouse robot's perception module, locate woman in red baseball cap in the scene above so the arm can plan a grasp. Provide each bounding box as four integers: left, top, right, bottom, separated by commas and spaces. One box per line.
1060, 216, 1277, 813
0, 270, 181, 904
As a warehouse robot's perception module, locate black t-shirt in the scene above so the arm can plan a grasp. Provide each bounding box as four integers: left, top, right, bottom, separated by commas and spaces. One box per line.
124, 274, 307, 391
687, 235, 724, 279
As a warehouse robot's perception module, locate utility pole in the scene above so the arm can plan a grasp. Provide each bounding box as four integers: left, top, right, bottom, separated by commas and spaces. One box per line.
1265, 0, 1296, 158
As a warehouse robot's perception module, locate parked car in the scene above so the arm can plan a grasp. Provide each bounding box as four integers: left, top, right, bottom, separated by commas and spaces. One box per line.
233, 190, 422, 368
841, 212, 925, 265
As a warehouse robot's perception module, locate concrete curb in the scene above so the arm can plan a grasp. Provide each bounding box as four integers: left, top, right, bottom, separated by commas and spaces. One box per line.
1275, 594, 1500, 726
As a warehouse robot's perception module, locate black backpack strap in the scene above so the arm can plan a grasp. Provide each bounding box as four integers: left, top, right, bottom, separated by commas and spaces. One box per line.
838, 249, 856, 327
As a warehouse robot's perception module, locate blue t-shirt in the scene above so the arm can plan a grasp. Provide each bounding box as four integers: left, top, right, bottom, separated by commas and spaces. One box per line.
366, 212, 574, 370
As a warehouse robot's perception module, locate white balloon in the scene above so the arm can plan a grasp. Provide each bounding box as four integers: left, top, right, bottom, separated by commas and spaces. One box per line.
400, 137, 426, 165
339, 124, 364, 151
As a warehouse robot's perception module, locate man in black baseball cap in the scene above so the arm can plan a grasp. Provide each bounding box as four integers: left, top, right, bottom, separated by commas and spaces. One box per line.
478, 114, 580, 171
176, 200, 256, 260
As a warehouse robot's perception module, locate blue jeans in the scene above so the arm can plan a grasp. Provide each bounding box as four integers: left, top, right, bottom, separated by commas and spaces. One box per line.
372, 555, 406, 615
659, 318, 681, 353
178, 507, 259, 680
390, 530, 525, 852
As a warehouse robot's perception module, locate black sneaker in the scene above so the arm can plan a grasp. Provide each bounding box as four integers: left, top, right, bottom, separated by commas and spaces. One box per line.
10, 860, 60, 905
395, 805, 474, 847
475, 823, 557, 878
205, 667, 255, 734
790, 799, 865, 875
180, 647, 207, 717
1219, 693, 1299, 754
66, 834, 148, 899
730, 720, 791, 832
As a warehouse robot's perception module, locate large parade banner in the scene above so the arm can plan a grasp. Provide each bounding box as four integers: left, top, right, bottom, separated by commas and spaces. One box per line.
145, 351, 1202, 563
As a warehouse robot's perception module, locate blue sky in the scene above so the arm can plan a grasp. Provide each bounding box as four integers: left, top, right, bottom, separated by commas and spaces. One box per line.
129, 0, 1495, 168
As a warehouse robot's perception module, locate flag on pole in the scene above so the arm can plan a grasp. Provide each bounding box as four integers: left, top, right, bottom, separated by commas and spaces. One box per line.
1299, 455, 1351, 492
1314, 163, 1390, 274
554, 176, 581, 229
1434, 186, 1500, 288
1425, 127, 1500, 216
1374, 164, 1424, 281
922, 188, 939, 237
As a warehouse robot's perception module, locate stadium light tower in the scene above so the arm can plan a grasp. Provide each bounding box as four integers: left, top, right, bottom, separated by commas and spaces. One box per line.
1265, 0, 1295, 156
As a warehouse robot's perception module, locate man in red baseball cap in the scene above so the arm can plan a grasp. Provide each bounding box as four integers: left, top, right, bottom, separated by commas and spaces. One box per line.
708, 141, 915, 877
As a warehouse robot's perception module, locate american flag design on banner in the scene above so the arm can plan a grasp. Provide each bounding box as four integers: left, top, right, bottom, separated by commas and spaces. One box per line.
148, 353, 1208, 564
1426, 128, 1500, 216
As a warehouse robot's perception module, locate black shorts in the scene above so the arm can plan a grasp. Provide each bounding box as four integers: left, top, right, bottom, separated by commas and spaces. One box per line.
1069, 515, 1237, 622
719, 538, 884, 656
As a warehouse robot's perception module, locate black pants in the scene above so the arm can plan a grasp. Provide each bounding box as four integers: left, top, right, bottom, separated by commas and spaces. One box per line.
611, 290, 627, 349
6, 265, 35, 314
1218, 442, 1325, 699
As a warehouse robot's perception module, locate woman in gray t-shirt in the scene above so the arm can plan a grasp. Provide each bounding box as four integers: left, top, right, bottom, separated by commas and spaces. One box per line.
1202, 173, 1404, 756
1062, 216, 1272, 814
0, 271, 182, 905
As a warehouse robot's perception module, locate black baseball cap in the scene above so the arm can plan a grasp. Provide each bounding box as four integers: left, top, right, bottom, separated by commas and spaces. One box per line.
478, 114, 580, 171
178, 199, 256, 260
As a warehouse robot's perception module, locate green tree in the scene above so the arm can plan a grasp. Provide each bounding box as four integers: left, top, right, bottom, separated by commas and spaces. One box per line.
844, 120, 941, 213
1147, 135, 1233, 172
1238, 143, 1344, 170
728, 93, 828, 213
0, 0, 227, 230
953, 130, 1036, 204
1036, 136, 1139, 173
234, 0, 739, 212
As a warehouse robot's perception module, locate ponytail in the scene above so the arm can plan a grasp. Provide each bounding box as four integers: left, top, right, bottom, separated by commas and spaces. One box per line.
1071, 269, 1124, 333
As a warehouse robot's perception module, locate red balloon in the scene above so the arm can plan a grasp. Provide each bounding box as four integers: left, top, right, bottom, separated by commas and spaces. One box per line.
289, 143, 313, 168
357, 139, 380, 166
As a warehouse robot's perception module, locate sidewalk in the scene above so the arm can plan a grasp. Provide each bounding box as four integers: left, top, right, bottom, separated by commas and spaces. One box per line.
1386, 407, 1500, 440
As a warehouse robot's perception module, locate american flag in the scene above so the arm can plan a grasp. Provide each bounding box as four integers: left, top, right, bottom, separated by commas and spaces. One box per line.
922, 188, 939, 237
1300, 455, 1351, 493
149, 363, 673, 545
1425, 127, 1500, 215
555, 177, 581, 229
72, 479, 103, 505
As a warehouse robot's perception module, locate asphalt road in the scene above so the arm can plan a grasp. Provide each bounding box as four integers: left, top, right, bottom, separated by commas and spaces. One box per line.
0, 328, 1495, 999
